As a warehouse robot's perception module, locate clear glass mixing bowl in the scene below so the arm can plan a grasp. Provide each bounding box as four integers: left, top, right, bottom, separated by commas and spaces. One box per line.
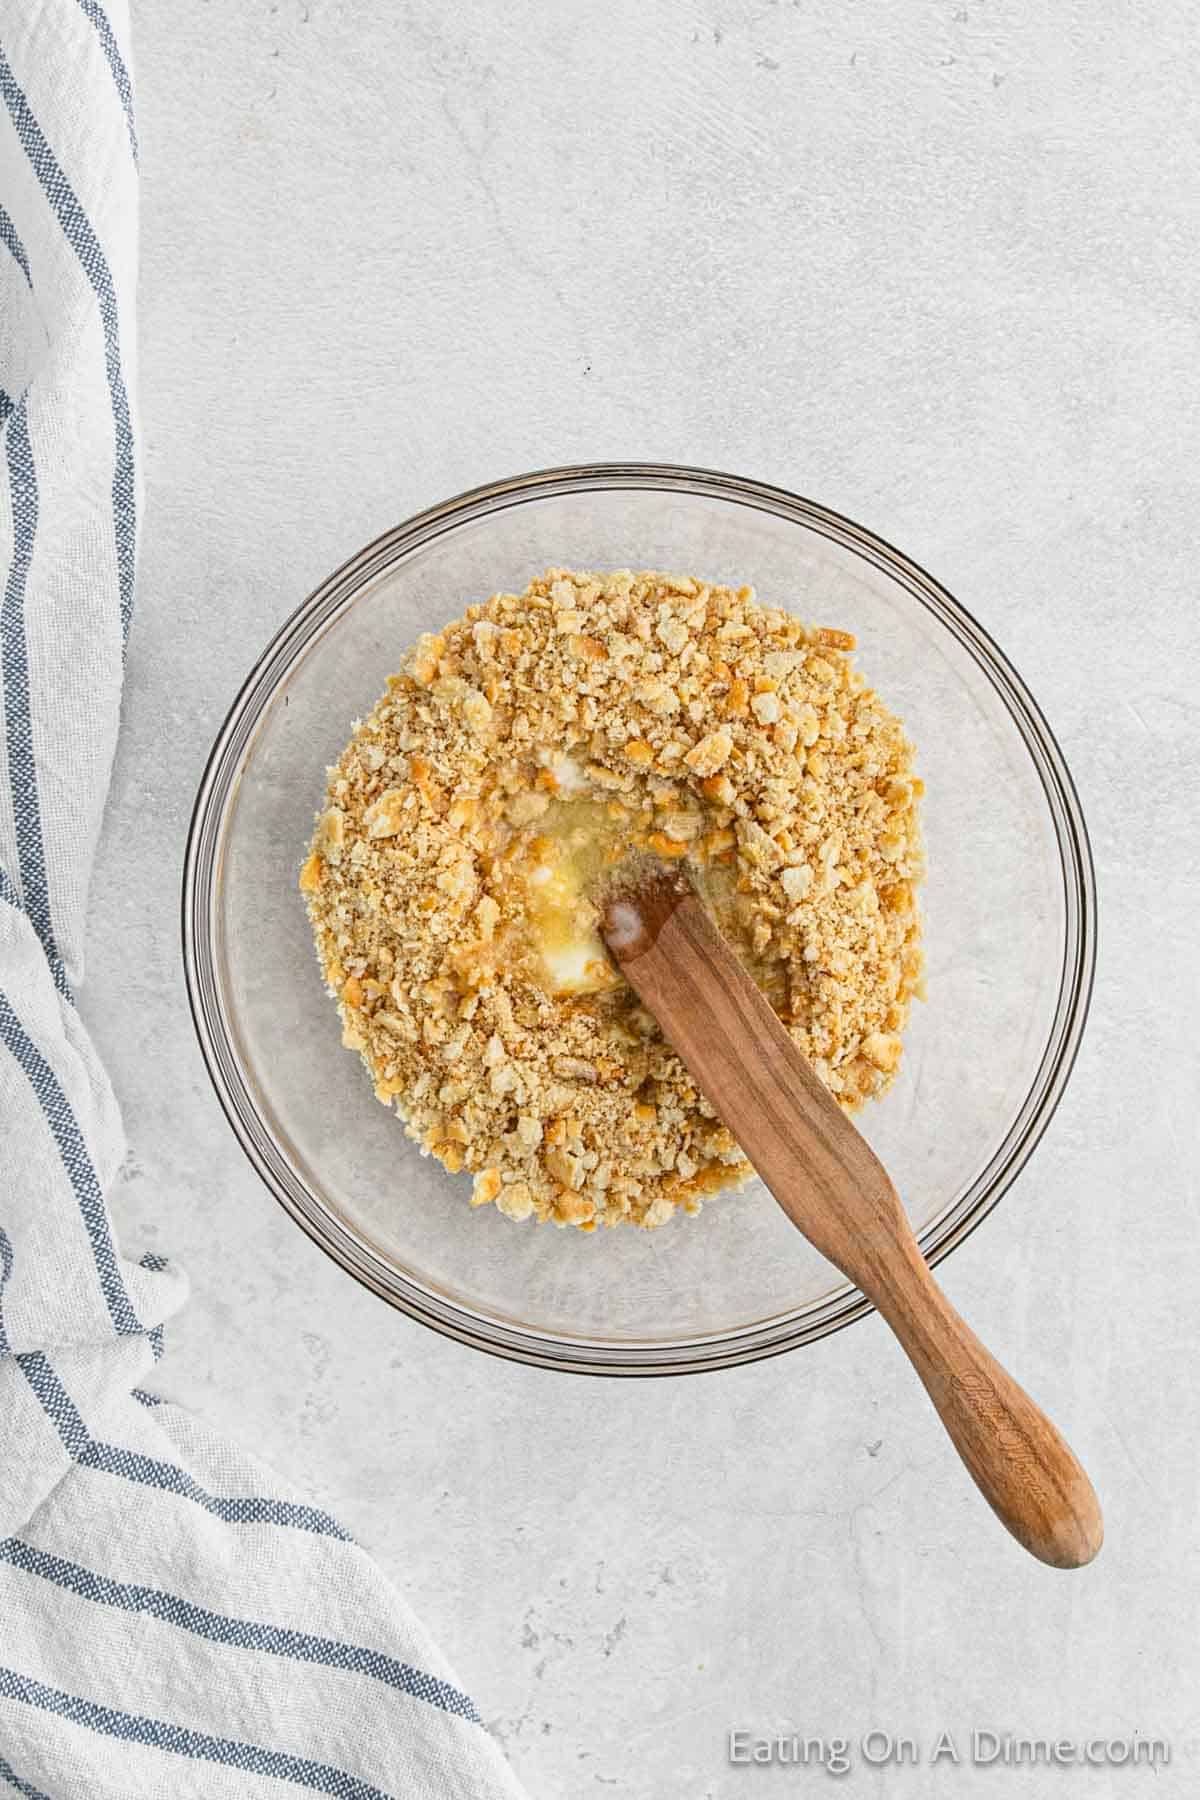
182, 465, 1095, 1374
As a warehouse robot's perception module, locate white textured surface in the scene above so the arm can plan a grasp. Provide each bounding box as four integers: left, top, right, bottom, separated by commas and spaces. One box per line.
94, 3, 1200, 1794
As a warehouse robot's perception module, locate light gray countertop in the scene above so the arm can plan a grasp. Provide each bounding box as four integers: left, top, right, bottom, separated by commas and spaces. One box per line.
99, 4, 1200, 1794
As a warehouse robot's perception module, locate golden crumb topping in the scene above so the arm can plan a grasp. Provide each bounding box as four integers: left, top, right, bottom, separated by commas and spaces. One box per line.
301, 569, 924, 1230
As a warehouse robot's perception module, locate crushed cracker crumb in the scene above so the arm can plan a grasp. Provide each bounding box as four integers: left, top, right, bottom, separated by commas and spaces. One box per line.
301, 569, 924, 1231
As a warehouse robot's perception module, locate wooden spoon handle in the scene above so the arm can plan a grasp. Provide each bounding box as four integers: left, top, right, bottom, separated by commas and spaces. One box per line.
868, 1246, 1103, 1568
603, 876, 1102, 1567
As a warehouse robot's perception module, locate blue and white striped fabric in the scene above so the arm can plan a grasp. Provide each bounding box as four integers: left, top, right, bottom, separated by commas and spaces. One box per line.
0, 7, 527, 1795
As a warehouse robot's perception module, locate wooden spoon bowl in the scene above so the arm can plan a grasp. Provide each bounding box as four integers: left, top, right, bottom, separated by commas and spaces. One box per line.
601, 863, 1102, 1569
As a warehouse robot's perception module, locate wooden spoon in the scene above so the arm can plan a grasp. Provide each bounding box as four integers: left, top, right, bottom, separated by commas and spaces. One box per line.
601, 862, 1102, 1569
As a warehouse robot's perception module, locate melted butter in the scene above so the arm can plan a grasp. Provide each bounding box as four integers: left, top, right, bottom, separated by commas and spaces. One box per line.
517, 776, 743, 1001
524, 797, 627, 995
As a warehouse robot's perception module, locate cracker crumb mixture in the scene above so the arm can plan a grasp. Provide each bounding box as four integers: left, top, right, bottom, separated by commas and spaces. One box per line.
300, 569, 925, 1231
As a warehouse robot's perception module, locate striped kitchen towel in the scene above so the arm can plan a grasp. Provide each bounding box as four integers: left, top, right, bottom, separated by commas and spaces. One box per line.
0, 6, 527, 1795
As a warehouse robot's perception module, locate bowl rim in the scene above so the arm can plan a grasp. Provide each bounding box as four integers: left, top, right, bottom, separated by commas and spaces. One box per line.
182, 460, 1096, 1376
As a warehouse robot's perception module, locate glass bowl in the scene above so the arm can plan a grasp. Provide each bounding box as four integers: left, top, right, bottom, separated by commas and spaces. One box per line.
183, 464, 1094, 1375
